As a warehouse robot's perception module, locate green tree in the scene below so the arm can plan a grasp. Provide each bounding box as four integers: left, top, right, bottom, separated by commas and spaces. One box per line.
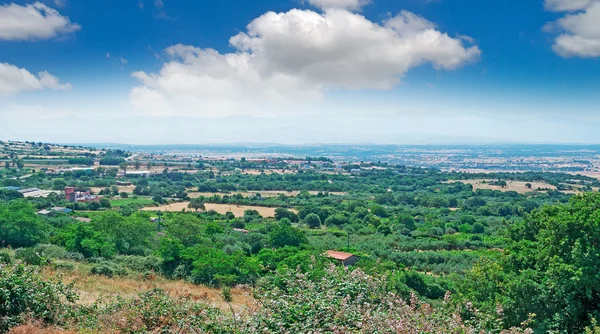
370, 204, 389, 218
304, 213, 321, 229
324, 213, 349, 226
165, 215, 203, 247
99, 197, 112, 208
274, 208, 299, 223
0, 200, 49, 248
398, 214, 416, 231
268, 222, 307, 248
463, 193, 600, 332
52, 179, 68, 190
188, 198, 206, 212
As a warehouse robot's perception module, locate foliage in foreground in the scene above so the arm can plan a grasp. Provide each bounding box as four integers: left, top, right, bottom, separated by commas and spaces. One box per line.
1, 263, 532, 333
461, 193, 600, 333
0, 264, 78, 332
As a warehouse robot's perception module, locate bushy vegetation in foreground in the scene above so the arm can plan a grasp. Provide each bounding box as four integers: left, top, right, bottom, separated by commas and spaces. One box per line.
1, 262, 532, 333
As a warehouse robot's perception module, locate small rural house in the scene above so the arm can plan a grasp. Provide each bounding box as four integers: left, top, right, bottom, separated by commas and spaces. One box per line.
325, 250, 360, 266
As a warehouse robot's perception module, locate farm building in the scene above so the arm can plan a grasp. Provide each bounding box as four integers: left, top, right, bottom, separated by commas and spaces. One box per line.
52, 207, 73, 214
23, 189, 60, 198
17, 187, 60, 198
0, 186, 21, 191
325, 250, 360, 266
65, 187, 100, 203
37, 207, 73, 216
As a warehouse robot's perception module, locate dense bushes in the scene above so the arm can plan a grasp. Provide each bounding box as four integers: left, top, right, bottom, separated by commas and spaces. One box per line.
462, 193, 600, 332
0, 264, 78, 331
90, 260, 127, 278
0, 263, 532, 333
0, 200, 49, 248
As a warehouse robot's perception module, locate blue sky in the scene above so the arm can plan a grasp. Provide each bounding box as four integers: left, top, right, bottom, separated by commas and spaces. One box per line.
1, 0, 599, 144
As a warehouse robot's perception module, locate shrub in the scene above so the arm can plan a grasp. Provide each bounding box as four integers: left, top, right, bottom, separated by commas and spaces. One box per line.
90, 261, 127, 278
0, 250, 13, 264
14, 247, 50, 266
0, 264, 78, 331
53, 261, 75, 271
113, 255, 161, 273
33, 244, 84, 261
247, 265, 529, 333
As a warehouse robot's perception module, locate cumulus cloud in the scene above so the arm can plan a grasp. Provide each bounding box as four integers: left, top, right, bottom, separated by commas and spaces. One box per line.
544, 0, 599, 11
0, 2, 79, 41
544, 0, 600, 57
0, 62, 72, 96
131, 8, 480, 116
307, 0, 370, 10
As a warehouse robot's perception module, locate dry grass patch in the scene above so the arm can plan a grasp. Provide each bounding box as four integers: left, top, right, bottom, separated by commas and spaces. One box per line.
446, 179, 556, 194
40, 266, 252, 312
143, 201, 281, 217
90, 185, 136, 194
188, 190, 346, 198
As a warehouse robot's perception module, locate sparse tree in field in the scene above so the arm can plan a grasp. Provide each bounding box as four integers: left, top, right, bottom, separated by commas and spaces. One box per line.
134, 160, 141, 170
188, 198, 206, 212
147, 161, 153, 170
4, 161, 9, 170
119, 161, 128, 173
16, 159, 24, 169
525, 183, 532, 189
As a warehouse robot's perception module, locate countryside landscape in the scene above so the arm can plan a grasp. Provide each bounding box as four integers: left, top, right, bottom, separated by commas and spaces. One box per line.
2, 140, 600, 332
2, 0, 600, 332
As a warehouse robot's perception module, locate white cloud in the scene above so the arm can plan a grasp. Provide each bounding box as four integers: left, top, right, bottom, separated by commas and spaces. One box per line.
307, 0, 370, 11
544, 0, 599, 11
131, 8, 479, 117
0, 62, 71, 96
53, 0, 66, 8
0, 2, 79, 41
457, 34, 475, 44
544, 0, 600, 57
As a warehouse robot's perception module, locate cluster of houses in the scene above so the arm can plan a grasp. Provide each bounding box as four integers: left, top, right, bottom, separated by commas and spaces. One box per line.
64, 187, 100, 203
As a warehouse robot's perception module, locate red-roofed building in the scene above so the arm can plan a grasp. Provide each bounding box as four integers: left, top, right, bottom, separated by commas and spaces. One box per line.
324, 250, 360, 266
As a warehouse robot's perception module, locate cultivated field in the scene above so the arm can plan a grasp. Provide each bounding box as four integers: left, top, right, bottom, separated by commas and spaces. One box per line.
90, 185, 136, 194
446, 179, 556, 194
187, 190, 346, 198
143, 202, 281, 217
